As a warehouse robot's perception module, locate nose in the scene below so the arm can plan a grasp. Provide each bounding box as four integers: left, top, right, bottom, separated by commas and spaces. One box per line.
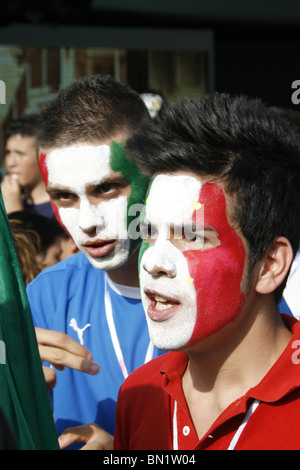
142, 241, 177, 278
78, 199, 104, 234
5, 152, 17, 169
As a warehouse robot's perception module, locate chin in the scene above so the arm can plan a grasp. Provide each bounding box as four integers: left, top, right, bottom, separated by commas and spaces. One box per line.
147, 316, 195, 351
86, 242, 130, 271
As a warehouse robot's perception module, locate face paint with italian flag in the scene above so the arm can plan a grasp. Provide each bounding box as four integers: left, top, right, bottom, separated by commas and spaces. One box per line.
39, 142, 149, 270
139, 173, 246, 350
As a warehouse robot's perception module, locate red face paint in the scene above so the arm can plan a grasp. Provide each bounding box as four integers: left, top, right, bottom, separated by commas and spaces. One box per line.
183, 183, 246, 345
39, 152, 70, 235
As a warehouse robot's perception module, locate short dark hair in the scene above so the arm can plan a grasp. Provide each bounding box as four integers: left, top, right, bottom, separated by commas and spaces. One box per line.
37, 74, 150, 149
270, 107, 300, 149
126, 93, 300, 301
6, 114, 41, 140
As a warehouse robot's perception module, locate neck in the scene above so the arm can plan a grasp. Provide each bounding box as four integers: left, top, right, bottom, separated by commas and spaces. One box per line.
106, 247, 140, 287
183, 296, 292, 411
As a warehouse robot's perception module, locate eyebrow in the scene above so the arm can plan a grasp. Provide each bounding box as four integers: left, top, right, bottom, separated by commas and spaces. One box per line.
47, 175, 128, 192
5, 149, 27, 156
47, 183, 72, 193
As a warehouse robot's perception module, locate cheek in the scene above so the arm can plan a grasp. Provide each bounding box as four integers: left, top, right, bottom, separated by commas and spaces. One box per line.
59, 208, 79, 239
183, 239, 246, 344
39, 153, 68, 232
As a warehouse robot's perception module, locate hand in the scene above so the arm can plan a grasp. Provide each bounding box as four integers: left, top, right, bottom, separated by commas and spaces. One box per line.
35, 327, 100, 388
58, 424, 114, 450
1, 174, 23, 213
42, 365, 57, 390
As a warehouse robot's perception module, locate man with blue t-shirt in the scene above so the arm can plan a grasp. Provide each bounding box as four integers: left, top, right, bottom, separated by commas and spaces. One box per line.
26, 75, 163, 450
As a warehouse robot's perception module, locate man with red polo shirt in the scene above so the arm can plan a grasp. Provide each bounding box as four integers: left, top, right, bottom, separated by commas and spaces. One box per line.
113, 94, 300, 450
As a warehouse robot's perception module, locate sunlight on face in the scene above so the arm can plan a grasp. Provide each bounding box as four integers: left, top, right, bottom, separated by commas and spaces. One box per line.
139, 173, 246, 350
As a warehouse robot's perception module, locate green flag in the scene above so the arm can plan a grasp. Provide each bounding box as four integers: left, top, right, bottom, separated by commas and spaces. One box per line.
0, 189, 59, 450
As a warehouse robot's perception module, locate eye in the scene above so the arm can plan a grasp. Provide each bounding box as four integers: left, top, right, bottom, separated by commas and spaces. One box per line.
92, 181, 127, 198
48, 190, 78, 206
139, 221, 158, 240
182, 228, 204, 243
96, 183, 119, 194
54, 191, 76, 201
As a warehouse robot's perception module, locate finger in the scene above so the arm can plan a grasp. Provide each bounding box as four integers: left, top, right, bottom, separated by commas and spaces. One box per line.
58, 424, 113, 450
35, 327, 92, 359
2, 174, 21, 190
58, 424, 93, 449
38, 344, 100, 375
80, 440, 113, 450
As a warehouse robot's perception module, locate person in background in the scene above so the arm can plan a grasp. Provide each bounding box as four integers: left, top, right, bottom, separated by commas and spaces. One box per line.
113, 93, 300, 450
8, 210, 65, 270
10, 221, 41, 285
2, 114, 54, 218
140, 90, 164, 119
26, 74, 164, 450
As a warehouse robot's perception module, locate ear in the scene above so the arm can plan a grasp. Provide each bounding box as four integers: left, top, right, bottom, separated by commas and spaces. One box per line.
255, 237, 293, 295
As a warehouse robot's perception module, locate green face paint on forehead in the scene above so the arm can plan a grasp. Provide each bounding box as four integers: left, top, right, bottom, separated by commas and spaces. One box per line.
110, 141, 149, 254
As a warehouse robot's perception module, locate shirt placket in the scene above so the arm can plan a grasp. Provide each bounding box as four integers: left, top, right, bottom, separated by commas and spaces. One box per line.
175, 398, 199, 449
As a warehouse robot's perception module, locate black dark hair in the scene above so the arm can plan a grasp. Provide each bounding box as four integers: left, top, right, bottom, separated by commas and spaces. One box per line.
37, 74, 150, 149
126, 93, 300, 301
270, 107, 300, 149
8, 211, 65, 255
6, 114, 41, 140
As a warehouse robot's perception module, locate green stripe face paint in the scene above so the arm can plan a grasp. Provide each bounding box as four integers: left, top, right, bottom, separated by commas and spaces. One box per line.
110, 141, 149, 255
43, 141, 149, 271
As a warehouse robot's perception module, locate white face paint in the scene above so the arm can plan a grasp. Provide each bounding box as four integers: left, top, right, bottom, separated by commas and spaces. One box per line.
46, 145, 130, 270
140, 174, 202, 350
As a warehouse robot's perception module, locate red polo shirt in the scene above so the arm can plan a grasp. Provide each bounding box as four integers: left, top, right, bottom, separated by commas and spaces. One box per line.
114, 315, 300, 450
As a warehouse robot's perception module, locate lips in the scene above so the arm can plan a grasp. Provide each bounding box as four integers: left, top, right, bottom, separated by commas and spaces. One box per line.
83, 239, 117, 258
144, 288, 180, 321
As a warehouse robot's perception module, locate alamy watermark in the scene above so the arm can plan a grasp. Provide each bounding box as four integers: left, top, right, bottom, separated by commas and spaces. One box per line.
0, 80, 6, 104
291, 80, 300, 105
0, 340, 6, 364
126, 203, 205, 243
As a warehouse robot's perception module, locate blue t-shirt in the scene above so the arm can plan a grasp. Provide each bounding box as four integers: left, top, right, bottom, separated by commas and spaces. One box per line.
26, 253, 163, 446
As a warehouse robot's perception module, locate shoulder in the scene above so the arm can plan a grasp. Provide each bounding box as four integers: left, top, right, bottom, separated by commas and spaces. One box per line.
28, 253, 101, 286
26, 253, 105, 304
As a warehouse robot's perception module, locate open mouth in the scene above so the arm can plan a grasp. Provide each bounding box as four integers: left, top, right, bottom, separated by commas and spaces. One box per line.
83, 239, 117, 258
145, 289, 181, 321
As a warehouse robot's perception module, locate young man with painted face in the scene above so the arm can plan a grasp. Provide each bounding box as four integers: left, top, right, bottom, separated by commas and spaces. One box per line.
113, 94, 300, 450
25, 74, 163, 449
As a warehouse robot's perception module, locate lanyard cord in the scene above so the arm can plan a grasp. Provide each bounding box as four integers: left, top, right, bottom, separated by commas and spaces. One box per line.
172, 398, 260, 450
173, 400, 179, 450
227, 399, 260, 450
104, 273, 154, 380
